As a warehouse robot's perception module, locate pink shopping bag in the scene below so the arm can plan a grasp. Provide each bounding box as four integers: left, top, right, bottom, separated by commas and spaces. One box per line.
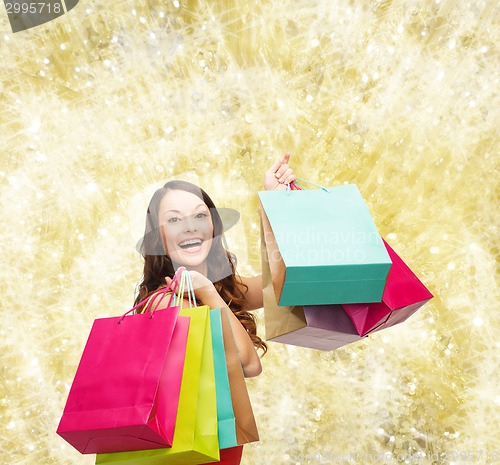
57, 278, 189, 454
342, 239, 433, 336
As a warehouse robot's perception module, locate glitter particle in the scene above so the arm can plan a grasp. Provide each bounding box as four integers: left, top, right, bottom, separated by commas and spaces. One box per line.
473, 317, 483, 327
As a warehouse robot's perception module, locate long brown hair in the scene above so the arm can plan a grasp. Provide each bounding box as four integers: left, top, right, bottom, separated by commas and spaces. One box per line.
135, 180, 267, 354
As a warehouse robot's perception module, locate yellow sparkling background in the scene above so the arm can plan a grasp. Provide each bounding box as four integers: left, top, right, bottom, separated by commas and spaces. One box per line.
0, 1, 498, 464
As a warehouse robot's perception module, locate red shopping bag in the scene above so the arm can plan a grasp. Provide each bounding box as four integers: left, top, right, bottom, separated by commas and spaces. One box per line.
342, 239, 433, 336
57, 272, 189, 454
200, 446, 244, 465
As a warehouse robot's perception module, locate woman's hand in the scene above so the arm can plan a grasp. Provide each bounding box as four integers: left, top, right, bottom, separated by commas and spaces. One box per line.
188, 270, 219, 302
264, 152, 296, 190
165, 269, 218, 304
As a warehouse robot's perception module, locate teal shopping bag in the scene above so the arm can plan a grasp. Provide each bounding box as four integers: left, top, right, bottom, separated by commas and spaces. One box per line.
259, 184, 392, 305
210, 309, 237, 449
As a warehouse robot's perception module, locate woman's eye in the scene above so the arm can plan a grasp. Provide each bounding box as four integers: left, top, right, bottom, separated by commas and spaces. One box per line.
167, 217, 180, 223
195, 212, 208, 219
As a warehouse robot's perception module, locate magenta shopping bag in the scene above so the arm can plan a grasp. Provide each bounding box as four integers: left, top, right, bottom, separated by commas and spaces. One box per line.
57, 285, 189, 454
342, 239, 433, 336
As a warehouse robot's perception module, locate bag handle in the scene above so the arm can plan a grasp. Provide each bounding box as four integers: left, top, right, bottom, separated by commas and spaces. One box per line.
288, 177, 329, 192
185, 271, 197, 306
174, 269, 197, 308
118, 267, 185, 323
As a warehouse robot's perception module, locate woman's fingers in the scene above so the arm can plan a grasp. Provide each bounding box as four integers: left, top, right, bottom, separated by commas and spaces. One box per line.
264, 152, 295, 190
267, 156, 282, 176
275, 166, 295, 183
269, 153, 291, 177
274, 153, 294, 180
279, 168, 296, 185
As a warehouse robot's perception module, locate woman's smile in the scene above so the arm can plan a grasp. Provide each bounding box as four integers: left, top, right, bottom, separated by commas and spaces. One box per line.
178, 237, 204, 252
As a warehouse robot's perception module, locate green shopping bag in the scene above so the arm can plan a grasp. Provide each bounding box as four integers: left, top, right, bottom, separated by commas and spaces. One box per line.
96, 304, 219, 465
258, 183, 392, 305
210, 309, 237, 449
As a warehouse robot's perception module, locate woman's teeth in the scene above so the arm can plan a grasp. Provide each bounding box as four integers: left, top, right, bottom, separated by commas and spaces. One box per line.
179, 239, 203, 249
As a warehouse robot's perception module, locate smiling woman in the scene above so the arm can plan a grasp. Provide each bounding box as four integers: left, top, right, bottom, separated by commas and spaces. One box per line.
136, 179, 238, 303
134, 156, 295, 377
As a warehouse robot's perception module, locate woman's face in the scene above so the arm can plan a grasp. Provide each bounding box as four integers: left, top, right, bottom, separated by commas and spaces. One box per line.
158, 189, 214, 272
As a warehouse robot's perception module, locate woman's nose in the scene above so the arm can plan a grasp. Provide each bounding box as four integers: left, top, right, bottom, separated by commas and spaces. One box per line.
184, 216, 197, 232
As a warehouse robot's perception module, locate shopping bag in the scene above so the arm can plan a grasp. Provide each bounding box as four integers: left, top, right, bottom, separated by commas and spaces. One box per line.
183, 271, 258, 447
259, 183, 392, 305
56, 285, 188, 454
96, 303, 220, 465
210, 309, 237, 449
342, 239, 433, 336
219, 307, 259, 444
262, 228, 364, 350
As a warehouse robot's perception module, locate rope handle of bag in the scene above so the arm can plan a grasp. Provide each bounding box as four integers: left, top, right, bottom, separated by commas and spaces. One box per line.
174, 268, 197, 308
118, 267, 185, 323
286, 177, 329, 193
